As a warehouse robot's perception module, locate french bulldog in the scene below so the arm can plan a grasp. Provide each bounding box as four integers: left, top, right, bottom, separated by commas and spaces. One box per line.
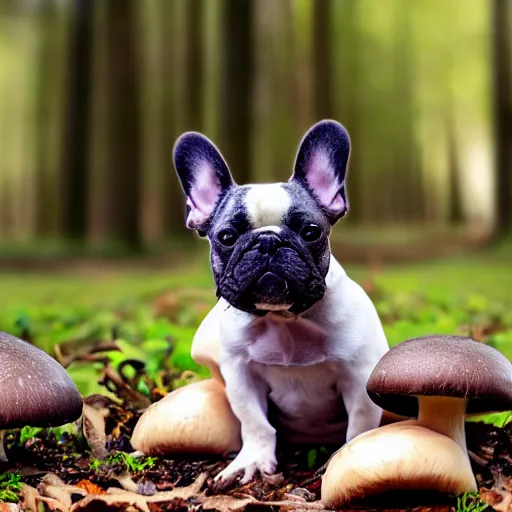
173, 120, 389, 488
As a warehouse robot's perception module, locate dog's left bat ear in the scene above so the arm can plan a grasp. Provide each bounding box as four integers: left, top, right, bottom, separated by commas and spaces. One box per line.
173, 132, 235, 231
290, 120, 350, 223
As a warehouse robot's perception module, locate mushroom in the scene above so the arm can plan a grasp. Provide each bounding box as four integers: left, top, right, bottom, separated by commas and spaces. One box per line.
321, 335, 512, 508
131, 378, 241, 455
0, 331, 84, 461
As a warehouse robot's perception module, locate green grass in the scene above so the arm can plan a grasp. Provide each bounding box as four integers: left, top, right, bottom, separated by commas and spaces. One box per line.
0, 472, 22, 503
90, 452, 157, 474
0, 240, 510, 404
456, 492, 491, 512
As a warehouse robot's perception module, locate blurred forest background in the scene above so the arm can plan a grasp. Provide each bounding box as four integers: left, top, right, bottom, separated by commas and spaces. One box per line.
0, 4, 511, 501
0, 0, 511, 401
0, 0, 510, 255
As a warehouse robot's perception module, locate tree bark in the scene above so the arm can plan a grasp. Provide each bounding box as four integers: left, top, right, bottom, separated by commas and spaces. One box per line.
185, 0, 204, 131
60, 0, 93, 240
160, 0, 189, 236
104, 0, 142, 249
446, 108, 463, 224
312, 0, 332, 120
337, 0, 361, 223
219, 0, 253, 183
492, 0, 512, 234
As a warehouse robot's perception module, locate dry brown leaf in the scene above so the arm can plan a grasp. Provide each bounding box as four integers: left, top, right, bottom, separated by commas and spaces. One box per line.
196, 495, 255, 511
19, 484, 39, 511
38, 473, 87, 511
82, 400, 110, 459
75, 480, 106, 495
67, 472, 210, 512
481, 487, 512, 512
0, 503, 19, 512
114, 472, 139, 493
70, 493, 149, 512
70, 488, 150, 512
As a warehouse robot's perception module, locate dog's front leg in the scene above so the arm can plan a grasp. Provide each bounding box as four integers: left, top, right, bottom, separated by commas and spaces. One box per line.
214, 355, 277, 489
337, 363, 383, 442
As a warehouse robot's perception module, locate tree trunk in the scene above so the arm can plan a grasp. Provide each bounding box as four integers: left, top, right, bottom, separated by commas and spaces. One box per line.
312, 0, 332, 120
104, 0, 142, 249
219, 0, 253, 183
60, 0, 93, 240
185, 0, 204, 131
446, 109, 463, 224
492, 0, 512, 235
335, 0, 361, 223
161, 0, 189, 236
391, 0, 423, 224
34, 1, 57, 237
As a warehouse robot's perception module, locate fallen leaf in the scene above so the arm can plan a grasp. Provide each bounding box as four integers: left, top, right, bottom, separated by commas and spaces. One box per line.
114, 472, 139, 493
82, 398, 110, 459
19, 484, 39, 511
195, 495, 255, 511
70, 493, 149, 512
481, 487, 512, 512
38, 473, 87, 510
0, 503, 19, 512
75, 480, 106, 495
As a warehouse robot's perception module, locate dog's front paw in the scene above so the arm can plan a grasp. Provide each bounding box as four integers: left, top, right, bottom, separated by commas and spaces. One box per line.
214, 447, 277, 491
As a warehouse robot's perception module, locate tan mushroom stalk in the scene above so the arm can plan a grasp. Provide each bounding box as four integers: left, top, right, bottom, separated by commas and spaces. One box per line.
0, 332, 84, 462
322, 335, 512, 508
414, 395, 468, 453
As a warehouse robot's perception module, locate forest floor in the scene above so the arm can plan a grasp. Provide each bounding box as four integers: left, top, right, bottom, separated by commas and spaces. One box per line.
0, 237, 511, 511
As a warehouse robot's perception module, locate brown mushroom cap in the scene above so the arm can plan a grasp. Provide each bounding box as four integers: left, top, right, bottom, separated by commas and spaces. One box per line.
0, 332, 83, 429
367, 335, 512, 416
131, 379, 241, 455
321, 420, 477, 508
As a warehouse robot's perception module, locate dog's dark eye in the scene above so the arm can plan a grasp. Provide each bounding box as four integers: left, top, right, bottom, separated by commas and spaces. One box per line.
218, 228, 239, 247
300, 224, 322, 242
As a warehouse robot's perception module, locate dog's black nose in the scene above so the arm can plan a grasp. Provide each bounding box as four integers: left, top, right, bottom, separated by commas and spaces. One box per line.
256, 233, 282, 256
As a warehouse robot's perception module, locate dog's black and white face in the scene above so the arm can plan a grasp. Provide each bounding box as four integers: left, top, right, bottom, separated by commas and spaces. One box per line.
173, 120, 350, 315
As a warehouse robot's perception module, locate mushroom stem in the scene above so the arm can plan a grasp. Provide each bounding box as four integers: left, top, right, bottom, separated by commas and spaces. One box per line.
0, 431, 8, 462
416, 395, 468, 453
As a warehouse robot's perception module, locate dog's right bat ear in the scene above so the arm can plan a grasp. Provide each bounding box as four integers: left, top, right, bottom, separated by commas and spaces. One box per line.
173, 132, 235, 231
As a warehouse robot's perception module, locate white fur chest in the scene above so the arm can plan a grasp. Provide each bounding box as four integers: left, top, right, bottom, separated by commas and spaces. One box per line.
245, 313, 348, 442
246, 313, 328, 366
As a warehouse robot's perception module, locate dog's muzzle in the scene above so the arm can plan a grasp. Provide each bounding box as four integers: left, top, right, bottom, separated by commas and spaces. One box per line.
218, 231, 326, 314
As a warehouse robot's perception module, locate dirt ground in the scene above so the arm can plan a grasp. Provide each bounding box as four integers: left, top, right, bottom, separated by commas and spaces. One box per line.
1, 384, 510, 512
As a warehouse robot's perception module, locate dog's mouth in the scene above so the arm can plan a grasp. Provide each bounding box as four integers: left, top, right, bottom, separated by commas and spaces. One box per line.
253, 272, 290, 307
217, 245, 327, 315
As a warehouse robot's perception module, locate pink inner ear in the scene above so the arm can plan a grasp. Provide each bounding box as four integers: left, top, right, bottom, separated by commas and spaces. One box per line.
306, 150, 345, 213
186, 161, 222, 228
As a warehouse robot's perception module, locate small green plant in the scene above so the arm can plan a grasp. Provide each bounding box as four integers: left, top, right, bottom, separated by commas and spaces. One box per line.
19, 426, 43, 445
0, 472, 22, 503
307, 448, 318, 469
306, 446, 330, 470
456, 492, 490, 512
89, 457, 104, 472
90, 452, 157, 473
